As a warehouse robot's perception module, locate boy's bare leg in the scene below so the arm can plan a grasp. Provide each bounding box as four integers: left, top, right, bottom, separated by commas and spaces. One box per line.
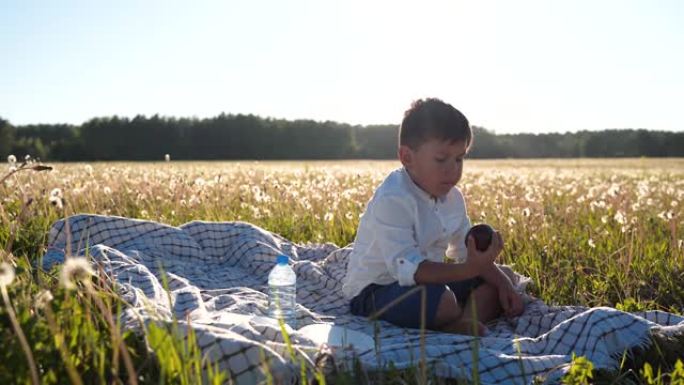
461, 282, 502, 325
435, 283, 501, 336
433, 289, 462, 328
432, 288, 488, 336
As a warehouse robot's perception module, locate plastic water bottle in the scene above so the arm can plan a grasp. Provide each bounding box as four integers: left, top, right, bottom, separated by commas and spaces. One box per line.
268, 254, 297, 328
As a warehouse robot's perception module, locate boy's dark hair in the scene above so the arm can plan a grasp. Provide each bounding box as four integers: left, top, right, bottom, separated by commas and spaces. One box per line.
399, 98, 472, 150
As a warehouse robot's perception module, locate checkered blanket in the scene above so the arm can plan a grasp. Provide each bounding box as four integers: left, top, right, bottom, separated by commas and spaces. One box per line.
42, 215, 684, 385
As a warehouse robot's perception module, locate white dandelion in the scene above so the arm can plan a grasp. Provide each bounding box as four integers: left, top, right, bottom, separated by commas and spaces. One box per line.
588, 239, 596, 249
35, 290, 54, 309
7, 155, 16, 165
49, 195, 63, 210
657, 210, 675, 221
60, 257, 95, 290
165, 154, 171, 162
0, 262, 15, 287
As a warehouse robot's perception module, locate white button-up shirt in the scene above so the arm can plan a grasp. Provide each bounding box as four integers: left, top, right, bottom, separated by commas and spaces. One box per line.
342, 167, 471, 300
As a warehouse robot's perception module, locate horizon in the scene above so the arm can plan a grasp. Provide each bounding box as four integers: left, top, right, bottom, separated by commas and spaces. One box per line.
2, 0, 683, 134
3, 111, 680, 136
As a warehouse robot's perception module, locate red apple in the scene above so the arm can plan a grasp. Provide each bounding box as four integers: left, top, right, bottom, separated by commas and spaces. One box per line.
464, 223, 495, 252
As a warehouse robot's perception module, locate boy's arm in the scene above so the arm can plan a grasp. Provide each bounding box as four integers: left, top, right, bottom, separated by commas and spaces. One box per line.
446, 195, 471, 262
414, 260, 478, 284
374, 195, 480, 286
415, 234, 501, 285
475, 230, 514, 290
480, 263, 514, 289
446, 206, 513, 289
372, 194, 427, 286
481, 261, 525, 317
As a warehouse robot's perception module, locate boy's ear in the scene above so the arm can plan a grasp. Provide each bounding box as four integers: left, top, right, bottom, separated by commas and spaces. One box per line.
398, 145, 413, 167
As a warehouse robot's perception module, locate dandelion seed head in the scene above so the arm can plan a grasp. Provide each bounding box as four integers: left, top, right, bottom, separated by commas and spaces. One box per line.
50, 188, 63, 198
7, 155, 16, 165
165, 154, 171, 162
35, 290, 54, 309
49, 196, 63, 210
0, 262, 15, 287
60, 257, 95, 290
608, 184, 620, 198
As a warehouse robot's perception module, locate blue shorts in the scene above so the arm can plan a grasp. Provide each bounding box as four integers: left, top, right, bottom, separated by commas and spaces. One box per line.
349, 277, 484, 330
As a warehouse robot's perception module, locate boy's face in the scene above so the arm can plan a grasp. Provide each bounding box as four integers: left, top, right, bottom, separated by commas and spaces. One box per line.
399, 138, 467, 199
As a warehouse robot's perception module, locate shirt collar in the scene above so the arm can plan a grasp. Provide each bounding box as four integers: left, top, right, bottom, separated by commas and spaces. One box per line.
400, 167, 447, 204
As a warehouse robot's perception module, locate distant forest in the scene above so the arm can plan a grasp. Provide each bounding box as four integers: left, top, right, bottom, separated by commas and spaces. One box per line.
1, 114, 683, 161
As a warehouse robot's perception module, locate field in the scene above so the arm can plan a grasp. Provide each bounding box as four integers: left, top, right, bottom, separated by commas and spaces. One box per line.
1, 158, 683, 384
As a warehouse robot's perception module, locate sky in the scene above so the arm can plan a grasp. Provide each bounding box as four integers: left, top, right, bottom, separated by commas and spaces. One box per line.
1, 0, 683, 134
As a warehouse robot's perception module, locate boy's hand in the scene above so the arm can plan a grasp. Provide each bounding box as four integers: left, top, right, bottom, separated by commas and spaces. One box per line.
498, 285, 524, 318
465, 231, 503, 274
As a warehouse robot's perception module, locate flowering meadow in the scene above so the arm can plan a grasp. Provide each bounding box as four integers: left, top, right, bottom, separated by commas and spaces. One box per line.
1, 158, 683, 384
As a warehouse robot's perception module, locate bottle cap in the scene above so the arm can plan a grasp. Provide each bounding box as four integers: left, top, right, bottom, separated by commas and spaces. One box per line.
276, 255, 289, 265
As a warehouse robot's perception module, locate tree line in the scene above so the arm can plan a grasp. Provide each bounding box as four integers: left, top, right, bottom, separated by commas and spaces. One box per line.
1, 114, 682, 161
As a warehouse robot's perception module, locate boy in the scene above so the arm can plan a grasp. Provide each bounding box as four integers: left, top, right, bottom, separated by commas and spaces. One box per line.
342, 98, 523, 336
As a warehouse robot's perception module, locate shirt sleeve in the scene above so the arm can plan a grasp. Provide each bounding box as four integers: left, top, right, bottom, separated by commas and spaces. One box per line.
370, 194, 425, 286
446, 212, 471, 262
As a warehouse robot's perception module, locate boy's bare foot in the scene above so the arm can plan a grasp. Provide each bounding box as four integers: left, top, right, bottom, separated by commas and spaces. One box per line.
444, 318, 488, 336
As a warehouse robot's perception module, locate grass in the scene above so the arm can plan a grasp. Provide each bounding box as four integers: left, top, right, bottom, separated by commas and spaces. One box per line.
0, 157, 683, 384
